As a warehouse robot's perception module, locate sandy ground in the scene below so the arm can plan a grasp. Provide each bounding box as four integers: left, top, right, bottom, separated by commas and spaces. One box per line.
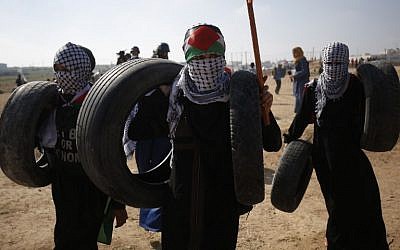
0, 71, 399, 250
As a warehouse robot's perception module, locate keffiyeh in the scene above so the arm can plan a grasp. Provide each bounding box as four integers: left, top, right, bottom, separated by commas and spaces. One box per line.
53, 42, 92, 95
316, 42, 350, 122
167, 24, 230, 138
167, 57, 230, 137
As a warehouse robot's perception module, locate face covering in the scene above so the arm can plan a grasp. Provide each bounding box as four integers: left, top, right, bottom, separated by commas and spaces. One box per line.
187, 56, 226, 91
316, 42, 350, 121
53, 42, 92, 95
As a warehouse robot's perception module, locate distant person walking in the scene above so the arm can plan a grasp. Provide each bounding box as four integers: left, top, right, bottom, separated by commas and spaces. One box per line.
290, 47, 310, 113
272, 64, 285, 94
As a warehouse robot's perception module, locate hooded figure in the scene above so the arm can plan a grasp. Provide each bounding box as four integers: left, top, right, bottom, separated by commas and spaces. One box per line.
40, 42, 128, 249
284, 42, 389, 250
162, 24, 281, 250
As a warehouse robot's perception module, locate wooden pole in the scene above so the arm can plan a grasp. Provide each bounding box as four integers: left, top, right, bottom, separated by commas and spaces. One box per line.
246, 0, 270, 125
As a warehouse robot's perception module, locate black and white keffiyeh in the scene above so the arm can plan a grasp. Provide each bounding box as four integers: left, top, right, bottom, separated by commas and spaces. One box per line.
316, 42, 350, 122
167, 56, 230, 137
53, 42, 92, 95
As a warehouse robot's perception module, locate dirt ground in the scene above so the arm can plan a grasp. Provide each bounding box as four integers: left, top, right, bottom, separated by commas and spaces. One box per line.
0, 69, 399, 250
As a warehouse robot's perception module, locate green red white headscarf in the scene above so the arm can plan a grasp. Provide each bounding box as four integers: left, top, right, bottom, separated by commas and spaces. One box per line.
183, 25, 225, 62
167, 24, 230, 137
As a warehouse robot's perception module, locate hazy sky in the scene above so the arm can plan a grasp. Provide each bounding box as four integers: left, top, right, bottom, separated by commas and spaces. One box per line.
1, 0, 399, 67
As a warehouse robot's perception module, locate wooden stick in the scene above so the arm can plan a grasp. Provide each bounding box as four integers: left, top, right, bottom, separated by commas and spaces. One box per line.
246, 0, 270, 125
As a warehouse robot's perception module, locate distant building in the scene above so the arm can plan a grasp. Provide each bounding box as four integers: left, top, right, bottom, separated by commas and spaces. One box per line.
0, 63, 7, 72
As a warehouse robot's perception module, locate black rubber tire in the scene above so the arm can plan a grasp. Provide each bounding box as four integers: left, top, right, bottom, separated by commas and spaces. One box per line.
136, 149, 172, 183
76, 58, 183, 208
357, 61, 400, 152
0, 81, 58, 187
230, 70, 264, 205
271, 140, 313, 213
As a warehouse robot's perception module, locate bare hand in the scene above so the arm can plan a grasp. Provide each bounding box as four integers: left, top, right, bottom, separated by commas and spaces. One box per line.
260, 85, 273, 112
260, 85, 274, 110
114, 208, 128, 228
159, 85, 171, 96
262, 75, 268, 83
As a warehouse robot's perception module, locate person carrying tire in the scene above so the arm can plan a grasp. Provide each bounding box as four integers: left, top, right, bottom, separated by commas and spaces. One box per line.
39, 42, 128, 249
126, 85, 172, 233
162, 24, 281, 249
123, 42, 172, 233
283, 42, 389, 250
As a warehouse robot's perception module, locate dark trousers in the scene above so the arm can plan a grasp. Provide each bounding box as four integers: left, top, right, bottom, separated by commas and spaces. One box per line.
162, 149, 240, 250
274, 79, 281, 94
52, 171, 107, 250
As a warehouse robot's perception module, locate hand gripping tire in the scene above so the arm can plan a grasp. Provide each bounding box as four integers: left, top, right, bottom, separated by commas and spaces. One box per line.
76, 59, 182, 208
230, 70, 264, 205
0, 81, 58, 187
271, 140, 313, 213
357, 61, 400, 152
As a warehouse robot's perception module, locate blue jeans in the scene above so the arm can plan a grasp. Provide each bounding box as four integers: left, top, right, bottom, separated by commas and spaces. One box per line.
135, 137, 171, 232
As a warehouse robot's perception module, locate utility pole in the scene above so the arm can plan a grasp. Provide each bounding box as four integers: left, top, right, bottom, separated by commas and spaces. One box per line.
245, 51, 248, 69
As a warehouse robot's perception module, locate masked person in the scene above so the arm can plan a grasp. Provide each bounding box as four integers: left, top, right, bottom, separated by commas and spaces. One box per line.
284, 42, 388, 250
162, 24, 281, 250
39, 42, 128, 249
125, 42, 172, 233
290, 47, 310, 113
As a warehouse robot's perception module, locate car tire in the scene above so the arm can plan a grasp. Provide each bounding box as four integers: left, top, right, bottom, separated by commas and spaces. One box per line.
230, 70, 264, 205
76, 59, 182, 208
357, 61, 400, 152
0, 81, 58, 187
271, 140, 313, 213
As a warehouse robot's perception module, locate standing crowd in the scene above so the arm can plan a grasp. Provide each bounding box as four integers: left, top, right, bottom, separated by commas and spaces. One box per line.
27, 22, 389, 250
